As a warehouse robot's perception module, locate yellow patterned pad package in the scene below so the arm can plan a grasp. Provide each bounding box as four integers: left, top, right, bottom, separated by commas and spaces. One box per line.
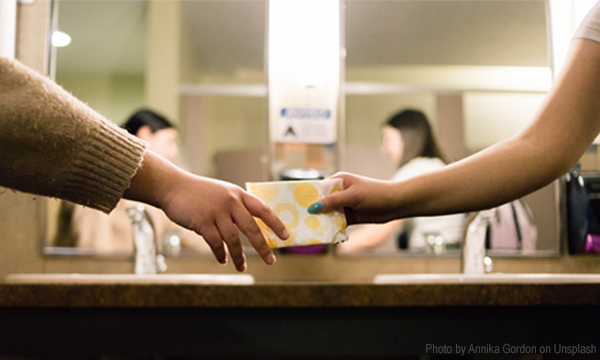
246, 179, 348, 248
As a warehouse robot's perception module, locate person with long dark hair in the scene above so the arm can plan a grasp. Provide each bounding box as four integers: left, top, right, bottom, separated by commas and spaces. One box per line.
337, 109, 465, 253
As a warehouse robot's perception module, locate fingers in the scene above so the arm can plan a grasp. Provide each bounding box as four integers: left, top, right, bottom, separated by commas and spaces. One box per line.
329, 171, 353, 181
216, 217, 247, 272
200, 189, 283, 270
232, 208, 277, 266
199, 225, 228, 266
243, 194, 289, 240
240, 194, 287, 265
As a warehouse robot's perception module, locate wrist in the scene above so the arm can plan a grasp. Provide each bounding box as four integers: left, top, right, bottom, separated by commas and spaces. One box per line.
390, 177, 430, 219
123, 150, 186, 209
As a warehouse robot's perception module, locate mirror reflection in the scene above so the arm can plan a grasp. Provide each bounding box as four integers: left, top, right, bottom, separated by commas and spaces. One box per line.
338, 0, 557, 257
44, 0, 559, 258
51, 109, 211, 256
339, 109, 467, 256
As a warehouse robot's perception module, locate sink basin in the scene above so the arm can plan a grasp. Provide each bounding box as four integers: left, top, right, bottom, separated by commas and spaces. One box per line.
4, 273, 255, 285
373, 273, 600, 284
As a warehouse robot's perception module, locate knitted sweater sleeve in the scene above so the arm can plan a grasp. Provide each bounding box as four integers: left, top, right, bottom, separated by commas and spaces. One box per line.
0, 57, 147, 213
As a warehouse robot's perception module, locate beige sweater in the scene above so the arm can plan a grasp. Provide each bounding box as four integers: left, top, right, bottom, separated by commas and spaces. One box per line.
0, 57, 146, 213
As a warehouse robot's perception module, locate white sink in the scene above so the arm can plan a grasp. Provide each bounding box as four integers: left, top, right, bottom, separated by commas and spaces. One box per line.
373, 273, 600, 284
4, 273, 255, 285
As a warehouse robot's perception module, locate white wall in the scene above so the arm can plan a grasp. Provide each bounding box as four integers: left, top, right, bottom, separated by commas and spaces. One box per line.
463, 92, 546, 150
345, 93, 437, 145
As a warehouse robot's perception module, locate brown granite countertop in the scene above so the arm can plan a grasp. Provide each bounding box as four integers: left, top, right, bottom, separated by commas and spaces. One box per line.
1, 282, 599, 307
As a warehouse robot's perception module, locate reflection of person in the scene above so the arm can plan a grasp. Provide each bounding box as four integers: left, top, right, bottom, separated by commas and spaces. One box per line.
337, 110, 465, 253
0, 56, 288, 272
123, 109, 180, 164
60, 109, 209, 254
310, 2, 600, 230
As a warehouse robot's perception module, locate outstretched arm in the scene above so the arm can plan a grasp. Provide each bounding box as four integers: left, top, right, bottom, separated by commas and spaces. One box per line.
0, 57, 288, 271
313, 38, 600, 224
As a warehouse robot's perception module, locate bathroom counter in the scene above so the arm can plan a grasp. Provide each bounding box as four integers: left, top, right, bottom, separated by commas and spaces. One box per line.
0, 280, 599, 307
1, 281, 599, 357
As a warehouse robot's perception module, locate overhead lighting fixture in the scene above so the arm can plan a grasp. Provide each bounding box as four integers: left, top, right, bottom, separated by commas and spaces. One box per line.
269, 0, 340, 89
51, 31, 71, 47
268, 0, 341, 145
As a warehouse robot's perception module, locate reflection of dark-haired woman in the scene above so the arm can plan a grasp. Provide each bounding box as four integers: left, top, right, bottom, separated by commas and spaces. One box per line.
123, 109, 179, 163
54, 108, 181, 249
54, 108, 201, 253
337, 109, 465, 254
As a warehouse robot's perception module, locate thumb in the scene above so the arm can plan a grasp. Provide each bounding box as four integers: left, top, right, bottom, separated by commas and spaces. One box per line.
307, 191, 358, 225
307, 172, 357, 214
307, 190, 351, 214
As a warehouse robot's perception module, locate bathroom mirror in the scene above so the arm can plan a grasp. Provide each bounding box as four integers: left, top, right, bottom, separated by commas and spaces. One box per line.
43, 0, 560, 258
337, 0, 558, 258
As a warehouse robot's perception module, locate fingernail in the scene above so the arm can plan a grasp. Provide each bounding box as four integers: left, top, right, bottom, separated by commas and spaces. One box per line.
282, 229, 290, 239
307, 201, 324, 214
267, 253, 277, 264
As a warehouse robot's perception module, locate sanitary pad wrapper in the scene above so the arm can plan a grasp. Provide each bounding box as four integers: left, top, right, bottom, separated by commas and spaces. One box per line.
246, 179, 349, 248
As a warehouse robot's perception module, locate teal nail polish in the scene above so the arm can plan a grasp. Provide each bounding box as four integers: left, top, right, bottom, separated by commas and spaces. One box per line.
308, 201, 324, 214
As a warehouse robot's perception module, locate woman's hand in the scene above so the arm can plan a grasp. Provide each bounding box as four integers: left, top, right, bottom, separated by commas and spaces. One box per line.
308, 172, 399, 225
124, 150, 289, 272
161, 174, 290, 272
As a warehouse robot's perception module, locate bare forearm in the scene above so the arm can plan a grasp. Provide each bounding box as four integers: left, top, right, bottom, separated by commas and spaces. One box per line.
394, 39, 600, 218
392, 138, 562, 218
317, 39, 600, 225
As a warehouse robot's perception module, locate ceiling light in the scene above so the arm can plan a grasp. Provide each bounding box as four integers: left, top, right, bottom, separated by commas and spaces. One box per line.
51, 31, 71, 47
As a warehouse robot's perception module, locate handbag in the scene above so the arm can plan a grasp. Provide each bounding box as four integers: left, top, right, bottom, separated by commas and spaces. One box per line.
487, 200, 538, 251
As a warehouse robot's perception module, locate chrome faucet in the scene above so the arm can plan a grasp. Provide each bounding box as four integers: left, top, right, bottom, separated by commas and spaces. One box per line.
127, 204, 167, 275
462, 209, 495, 274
